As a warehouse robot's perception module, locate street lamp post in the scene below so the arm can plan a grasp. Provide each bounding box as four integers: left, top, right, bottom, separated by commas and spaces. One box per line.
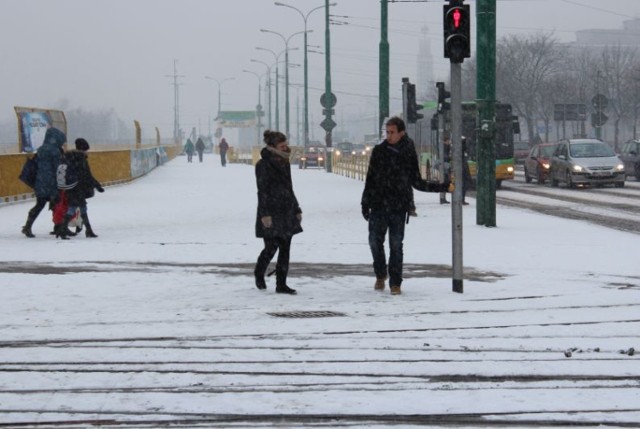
256, 47, 292, 132
260, 28, 306, 139
243, 70, 265, 145
274, 2, 336, 147
251, 59, 272, 129
204, 76, 235, 120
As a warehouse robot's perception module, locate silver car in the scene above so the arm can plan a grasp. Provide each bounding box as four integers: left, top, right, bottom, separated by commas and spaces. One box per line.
550, 139, 625, 188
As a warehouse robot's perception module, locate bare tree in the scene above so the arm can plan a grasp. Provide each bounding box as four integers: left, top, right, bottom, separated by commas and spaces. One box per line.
496, 33, 563, 141
599, 45, 639, 150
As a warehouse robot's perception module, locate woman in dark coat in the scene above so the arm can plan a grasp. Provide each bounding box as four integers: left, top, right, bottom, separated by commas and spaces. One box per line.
21, 127, 66, 238
254, 130, 302, 295
57, 138, 104, 239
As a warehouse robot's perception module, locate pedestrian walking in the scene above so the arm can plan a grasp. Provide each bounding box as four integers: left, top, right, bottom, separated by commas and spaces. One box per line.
253, 130, 302, 295
440, 136, 452, 204
219, 138, 229, 167
184, 139, 194, 163
361, 116, 451, 295
56, 138, 104, 239
21, 126, 66, 238
195, 137, 205, 163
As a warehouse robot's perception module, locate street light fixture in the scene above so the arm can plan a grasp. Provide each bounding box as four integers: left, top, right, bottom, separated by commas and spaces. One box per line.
256, 46, 297, 132
243, 69, 265, 145
260, 28, 307, 139
251, 58, 272, 129
204, 76, 235, 120
275, 1, 337, 146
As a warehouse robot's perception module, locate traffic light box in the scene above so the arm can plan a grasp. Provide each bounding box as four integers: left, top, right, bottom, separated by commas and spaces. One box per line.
443, 0, 470, 63
406, 82, 424, 123
436, 82, 450, 113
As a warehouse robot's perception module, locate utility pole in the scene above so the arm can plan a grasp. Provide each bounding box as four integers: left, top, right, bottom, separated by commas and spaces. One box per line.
379, 0, 389, 134
320, 0, 337, 172
476, 0, 497, 227
165, 59, 184, 144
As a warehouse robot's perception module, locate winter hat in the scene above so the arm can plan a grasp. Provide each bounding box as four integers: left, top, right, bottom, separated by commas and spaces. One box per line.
75, 138, 90, 151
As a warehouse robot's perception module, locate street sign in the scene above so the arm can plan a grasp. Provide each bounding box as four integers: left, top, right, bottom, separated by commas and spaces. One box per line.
320, 92, 337, 108
320, 117, 336, 132
591, 112, 608, 127
592, 94, 608, 110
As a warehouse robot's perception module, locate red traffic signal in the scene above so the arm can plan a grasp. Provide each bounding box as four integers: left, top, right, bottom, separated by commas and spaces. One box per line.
443, 3, 470, 63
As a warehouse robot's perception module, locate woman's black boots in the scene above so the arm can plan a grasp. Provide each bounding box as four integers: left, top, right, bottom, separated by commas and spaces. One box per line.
82, 214, 98, 238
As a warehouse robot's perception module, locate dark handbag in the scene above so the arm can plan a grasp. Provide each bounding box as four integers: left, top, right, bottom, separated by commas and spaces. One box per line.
18, 155, 38, 189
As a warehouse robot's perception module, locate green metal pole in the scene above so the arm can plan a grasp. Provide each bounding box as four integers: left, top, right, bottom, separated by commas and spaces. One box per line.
476, 0, 497, 227
379, 0, 389, 134
304, 29, 309, 146
324, 0, 335, 172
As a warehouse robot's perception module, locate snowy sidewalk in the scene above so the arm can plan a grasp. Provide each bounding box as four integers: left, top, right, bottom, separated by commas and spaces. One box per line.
0, 153, 638, 427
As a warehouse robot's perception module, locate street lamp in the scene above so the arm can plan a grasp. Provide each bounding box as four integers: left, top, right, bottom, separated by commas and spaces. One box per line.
256, 46, 295, 132
243, 70, 265, 145
204, 76, 234, 120
260, 28, 306, 139
275, 2, 336, 146
251, 58, 272, 129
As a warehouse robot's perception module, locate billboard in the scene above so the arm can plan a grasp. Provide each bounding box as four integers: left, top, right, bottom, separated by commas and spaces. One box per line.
15, 107, 67, 152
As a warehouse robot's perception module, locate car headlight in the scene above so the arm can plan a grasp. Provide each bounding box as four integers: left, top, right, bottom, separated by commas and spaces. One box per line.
335, 150, 341, 156
542, 162, 550, 169
572, 164, 583, 172
615, 164, 624, 171
318, 157, 324, 161
301, 156, 306, 161
507, 166, 514, 173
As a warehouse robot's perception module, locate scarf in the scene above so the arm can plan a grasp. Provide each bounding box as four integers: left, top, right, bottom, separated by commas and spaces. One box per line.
266, 145, 291, 162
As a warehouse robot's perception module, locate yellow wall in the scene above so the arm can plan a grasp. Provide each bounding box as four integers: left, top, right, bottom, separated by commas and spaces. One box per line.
1, 145, 181, 202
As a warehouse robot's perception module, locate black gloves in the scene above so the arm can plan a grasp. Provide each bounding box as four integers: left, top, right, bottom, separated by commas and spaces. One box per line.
96, 185, 105, 193
361, 206, 370, 221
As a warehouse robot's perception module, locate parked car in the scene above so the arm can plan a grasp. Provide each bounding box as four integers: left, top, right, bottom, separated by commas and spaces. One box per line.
523, 143, 557, 184
514, 141, 530, 164
550, 139, 625, 188
619, 139, 640, 181
299, 145, 326, 169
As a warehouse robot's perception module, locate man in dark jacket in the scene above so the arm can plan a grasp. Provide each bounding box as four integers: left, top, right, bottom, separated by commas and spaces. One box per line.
195, 137, 205, 163
21, 127, 66, 238
254, 130, 302, 295
361, 116, 450, 295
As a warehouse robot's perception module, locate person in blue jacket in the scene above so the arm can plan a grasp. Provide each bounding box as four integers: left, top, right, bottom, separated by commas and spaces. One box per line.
21, 127, 66, 238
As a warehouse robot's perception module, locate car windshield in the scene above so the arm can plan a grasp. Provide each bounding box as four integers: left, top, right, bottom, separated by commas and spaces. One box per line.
540, 145, 557, 157
570, 142, 614, 158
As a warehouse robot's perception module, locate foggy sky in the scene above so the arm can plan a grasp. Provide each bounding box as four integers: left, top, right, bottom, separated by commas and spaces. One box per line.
1, 0, 637, 139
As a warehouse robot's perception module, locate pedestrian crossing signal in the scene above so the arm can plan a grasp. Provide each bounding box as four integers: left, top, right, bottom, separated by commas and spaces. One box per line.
443, 2, 470, 63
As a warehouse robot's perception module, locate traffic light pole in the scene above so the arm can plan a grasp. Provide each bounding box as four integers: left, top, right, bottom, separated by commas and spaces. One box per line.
451, 63, 464, 294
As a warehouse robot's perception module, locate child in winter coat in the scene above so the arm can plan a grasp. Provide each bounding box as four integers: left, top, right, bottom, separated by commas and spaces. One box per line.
56, 138, 104, 239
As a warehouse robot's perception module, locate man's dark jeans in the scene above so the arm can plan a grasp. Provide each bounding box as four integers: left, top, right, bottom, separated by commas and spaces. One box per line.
368, 210, 406, 287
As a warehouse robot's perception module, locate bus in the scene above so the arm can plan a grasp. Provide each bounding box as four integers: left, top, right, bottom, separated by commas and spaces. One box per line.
463, 102, 520, 188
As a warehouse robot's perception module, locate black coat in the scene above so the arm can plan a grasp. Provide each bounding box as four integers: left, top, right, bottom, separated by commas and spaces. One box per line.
64, 150, 102, 207
361, 135, 444, 212
255, 147, 302, 238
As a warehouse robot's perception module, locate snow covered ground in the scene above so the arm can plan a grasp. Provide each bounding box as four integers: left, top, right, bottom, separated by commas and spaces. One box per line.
0, 153, 638, 427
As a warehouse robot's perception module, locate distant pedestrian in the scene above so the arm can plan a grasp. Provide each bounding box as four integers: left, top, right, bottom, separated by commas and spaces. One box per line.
56, 138, 104, 239
195, 137, 205, 163
219, 138, 229, 167
440, 136, 452, 204
361, 116, 450, 295
21, 126, 66, 238
253, 130, 302, 295
184, 139, 194, 163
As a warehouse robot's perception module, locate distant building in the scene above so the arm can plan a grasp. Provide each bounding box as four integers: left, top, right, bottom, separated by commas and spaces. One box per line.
574, 18, 640, 47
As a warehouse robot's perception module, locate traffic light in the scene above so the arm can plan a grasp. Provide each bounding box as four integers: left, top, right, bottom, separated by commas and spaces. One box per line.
436, 82, 450, 113
443, 1, 470, 63
406, 83, 424, 123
